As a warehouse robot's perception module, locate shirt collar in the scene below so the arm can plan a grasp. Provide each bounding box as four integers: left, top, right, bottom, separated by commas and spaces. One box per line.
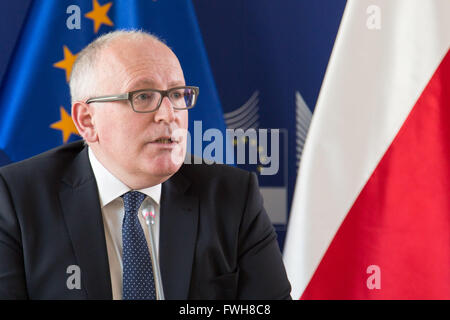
88, 147, 161, 208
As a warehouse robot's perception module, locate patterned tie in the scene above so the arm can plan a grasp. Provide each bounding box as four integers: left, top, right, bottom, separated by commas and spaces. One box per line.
121, 191, 156, 300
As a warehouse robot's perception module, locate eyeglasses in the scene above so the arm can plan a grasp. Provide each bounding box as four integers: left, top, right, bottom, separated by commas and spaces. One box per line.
85, 86, 199, 113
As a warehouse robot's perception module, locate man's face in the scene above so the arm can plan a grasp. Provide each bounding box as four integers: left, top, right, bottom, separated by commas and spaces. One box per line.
89, 38, 188, 187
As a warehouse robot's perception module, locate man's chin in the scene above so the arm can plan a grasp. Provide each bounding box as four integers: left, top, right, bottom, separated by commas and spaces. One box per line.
144, 142, 186, 165
144, 155, 184, 178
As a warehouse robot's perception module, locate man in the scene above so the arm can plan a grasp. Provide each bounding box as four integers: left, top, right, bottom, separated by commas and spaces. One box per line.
0, 30, 291, 299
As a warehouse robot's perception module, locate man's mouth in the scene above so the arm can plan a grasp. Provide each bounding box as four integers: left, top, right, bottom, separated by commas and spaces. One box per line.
151, 137, 178, 144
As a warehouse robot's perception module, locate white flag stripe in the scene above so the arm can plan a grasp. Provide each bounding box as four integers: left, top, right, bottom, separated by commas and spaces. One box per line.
284, 0, 450, 299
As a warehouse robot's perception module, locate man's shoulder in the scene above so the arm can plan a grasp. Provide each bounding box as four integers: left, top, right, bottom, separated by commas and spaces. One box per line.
182, 156, 251, 178
0, 141, 85, 180
177, 156, 254, 192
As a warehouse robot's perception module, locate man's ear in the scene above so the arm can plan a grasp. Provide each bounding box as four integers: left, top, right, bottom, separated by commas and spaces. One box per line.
72, 101, 98, 143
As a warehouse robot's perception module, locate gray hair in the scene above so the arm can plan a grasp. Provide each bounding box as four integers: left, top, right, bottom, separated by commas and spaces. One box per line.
69, 29, 163, 104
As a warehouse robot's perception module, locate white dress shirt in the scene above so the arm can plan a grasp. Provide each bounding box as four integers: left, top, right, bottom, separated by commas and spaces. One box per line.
88, 148, 161, 300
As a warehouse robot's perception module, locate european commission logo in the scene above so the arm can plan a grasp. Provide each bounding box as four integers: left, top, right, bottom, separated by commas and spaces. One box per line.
217, 90, 312, 226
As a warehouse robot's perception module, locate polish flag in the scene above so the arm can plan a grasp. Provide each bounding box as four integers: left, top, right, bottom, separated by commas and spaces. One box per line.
283, 0, 450, 299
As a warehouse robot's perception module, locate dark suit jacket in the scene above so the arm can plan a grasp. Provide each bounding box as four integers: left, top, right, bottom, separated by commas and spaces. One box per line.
0, 141, 291, 299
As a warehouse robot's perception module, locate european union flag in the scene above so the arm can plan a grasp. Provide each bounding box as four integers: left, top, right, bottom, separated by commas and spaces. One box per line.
0, 0, 225, 166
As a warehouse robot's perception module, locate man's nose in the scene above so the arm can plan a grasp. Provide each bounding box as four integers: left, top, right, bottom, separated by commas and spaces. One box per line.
154, 96, 175, 123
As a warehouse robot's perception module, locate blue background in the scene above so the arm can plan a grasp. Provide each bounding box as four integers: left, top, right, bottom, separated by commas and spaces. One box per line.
0, 0, 346, 250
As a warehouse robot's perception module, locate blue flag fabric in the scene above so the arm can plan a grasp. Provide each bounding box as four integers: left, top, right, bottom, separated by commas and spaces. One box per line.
0, 0, 225, 166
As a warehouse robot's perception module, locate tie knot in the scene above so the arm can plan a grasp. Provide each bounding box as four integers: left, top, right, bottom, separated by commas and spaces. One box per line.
121, 191, 146, 215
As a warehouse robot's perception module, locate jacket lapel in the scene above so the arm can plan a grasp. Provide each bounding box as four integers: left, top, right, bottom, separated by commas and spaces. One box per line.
58, 146, 112, 299
58, 145, 198, 300
159, 167, 199, 300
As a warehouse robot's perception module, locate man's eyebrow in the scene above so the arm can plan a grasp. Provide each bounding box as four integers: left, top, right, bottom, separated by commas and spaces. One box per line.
126, 79, 186, 91
168, 80, 186, 87
126, 79, 156, 90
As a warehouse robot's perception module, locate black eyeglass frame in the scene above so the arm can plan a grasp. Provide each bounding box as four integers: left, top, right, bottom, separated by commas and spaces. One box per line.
85, 86, 199, 113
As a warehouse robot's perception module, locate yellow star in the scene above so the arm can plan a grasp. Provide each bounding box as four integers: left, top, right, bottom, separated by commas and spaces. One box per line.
53, 46, 78, 82
50, 107, 80, 143
85, 0, 114, 33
